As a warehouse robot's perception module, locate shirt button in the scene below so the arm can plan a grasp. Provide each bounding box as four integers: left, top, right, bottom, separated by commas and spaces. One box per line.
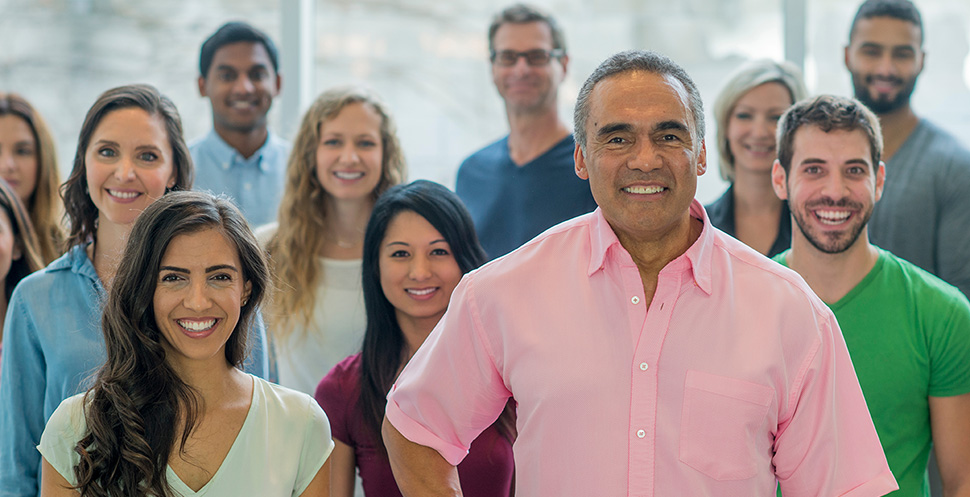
244, 182, 253, 191
639, 362, 649, 371
631, 296, 640, 304
222, 162, 230, 170
636, 429, 646, 438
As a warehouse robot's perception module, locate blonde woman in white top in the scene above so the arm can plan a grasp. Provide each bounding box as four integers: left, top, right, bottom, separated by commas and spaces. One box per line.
261, 87, 406, 394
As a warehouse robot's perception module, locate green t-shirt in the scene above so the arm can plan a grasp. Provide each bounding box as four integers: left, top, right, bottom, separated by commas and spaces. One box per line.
774, 248, 970, 497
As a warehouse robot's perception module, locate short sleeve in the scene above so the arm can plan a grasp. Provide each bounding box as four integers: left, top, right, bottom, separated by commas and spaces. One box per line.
37, 394, 87, 486
927, 291, 970, 397
314, 356, 356, 446
385, 275, 512, 466
773, 310, 898, 497
294, 395, 334, 496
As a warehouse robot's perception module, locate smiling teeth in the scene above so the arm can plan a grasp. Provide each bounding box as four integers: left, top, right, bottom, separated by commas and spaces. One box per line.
624, 186, 665, 194
109, 190, 139, 199
334, 171, 364, 180
406, 288, 435, 296
178, 319, 216, 332
816, 210, 850, 225
230, 101, 255, 108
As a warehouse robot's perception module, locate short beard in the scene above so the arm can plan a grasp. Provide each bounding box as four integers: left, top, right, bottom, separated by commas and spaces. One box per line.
791, 197, 871, 254
852, 73, 917, 114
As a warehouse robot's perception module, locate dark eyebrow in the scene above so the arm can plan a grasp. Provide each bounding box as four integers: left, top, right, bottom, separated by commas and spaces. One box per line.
92, 139, 119, 147
159, 264, 238, 273
799, 157, 827, 165
655, 120, 689, 133
859, 42, 884, 50
595, 122, 633, 139
386, 241, 410, 248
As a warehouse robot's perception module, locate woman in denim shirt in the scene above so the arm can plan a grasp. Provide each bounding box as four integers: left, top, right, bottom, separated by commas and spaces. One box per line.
0, 84, 268, 497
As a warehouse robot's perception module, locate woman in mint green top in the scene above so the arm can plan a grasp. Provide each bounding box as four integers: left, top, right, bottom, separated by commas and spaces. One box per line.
39, 191, 332, 496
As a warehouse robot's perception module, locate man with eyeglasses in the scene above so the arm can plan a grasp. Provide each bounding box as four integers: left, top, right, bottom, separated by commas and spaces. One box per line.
455, 3, 596, 260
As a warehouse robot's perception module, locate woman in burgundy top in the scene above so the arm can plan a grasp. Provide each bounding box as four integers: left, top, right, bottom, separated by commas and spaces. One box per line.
315, 180, 515, 496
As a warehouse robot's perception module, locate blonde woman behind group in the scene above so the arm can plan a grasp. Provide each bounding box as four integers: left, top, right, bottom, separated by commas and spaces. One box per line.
706, 60, 807, 257
261, 86, 406, 394
0, 93, 64, 263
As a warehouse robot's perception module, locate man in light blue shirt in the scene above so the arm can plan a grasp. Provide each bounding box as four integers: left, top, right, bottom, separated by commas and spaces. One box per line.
191, 21, 290, 227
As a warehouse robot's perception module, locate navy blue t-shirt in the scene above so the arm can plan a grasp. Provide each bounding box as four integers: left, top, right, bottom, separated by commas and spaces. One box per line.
455, 134, 598, 259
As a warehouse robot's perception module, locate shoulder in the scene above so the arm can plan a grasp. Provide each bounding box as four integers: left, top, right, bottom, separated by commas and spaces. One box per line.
465, 213, 597, 287
41, 393, 88, 448
459, 136, 509, 170
711, 230, 831, 318
11, 246, 91, 301
256, 376, 330, 425
915, 120, 970, 168
316, 355, 361, 396
881, 249, 969, 305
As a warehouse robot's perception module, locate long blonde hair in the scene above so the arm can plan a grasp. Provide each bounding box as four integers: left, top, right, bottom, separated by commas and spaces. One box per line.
0, 93, 64, 263
266, 86, 406, 338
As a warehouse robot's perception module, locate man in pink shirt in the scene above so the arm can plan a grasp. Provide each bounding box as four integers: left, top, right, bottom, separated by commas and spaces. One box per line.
383, 50, 898, 496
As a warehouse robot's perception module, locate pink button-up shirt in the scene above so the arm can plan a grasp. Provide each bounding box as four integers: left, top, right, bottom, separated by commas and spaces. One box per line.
386, 201, 897, 496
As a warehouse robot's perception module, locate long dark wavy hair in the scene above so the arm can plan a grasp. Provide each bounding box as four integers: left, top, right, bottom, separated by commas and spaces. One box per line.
73, 191, 269, 496
60, 84, 194, 249
358, 180, 515, 449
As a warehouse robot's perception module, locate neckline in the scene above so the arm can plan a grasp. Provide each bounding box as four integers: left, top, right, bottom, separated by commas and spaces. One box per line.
165, 375, 258, 495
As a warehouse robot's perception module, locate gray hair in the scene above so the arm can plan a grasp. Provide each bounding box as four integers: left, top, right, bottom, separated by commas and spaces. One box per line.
713, 59, 807, 181
574, 50, 704, 154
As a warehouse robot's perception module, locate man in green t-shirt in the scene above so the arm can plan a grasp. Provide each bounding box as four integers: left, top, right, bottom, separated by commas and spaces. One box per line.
769, 94, 970, 496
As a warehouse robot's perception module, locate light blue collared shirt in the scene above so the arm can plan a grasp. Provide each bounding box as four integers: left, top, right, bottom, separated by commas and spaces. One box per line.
190, 129, 290, 227
0, 244, 269, 497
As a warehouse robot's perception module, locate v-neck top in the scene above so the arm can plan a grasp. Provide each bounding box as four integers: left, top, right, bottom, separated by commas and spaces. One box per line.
38, 375, 333, 496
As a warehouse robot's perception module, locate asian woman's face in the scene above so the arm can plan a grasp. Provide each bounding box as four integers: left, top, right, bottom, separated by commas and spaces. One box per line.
379, 210, 462, 331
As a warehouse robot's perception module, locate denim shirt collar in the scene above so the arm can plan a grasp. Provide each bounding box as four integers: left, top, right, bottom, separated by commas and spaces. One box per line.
49, 243, 104, 291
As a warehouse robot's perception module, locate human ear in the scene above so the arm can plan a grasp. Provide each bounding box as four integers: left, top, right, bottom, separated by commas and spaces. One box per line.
771, 160, 789, 200
241, 281, 252, 307
574, 143, 589, 180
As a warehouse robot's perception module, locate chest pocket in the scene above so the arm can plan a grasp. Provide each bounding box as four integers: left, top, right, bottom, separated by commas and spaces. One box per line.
679, 370, 773, 481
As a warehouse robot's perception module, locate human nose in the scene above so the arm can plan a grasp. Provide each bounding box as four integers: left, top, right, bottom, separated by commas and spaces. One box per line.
754, 117, 775, 139
231, 75, 255, 94
183, 280, 211, 311
0, 151, 13, 172
510, 54, 532, 74
339, 144, 360, 164
408, 256, 432, 281
874, 52, 896, 76
629, 139, 662, 172
113, 157, 136, 181
821, 171, 850, 199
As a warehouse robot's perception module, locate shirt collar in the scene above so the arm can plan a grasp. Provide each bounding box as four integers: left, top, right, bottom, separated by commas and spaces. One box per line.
48, 243, 101, 284
586, 200, 714, 296
200, 129, 277, 172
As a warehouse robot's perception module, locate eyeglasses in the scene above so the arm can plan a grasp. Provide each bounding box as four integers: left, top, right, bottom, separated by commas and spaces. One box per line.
490, 49, 565, 67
